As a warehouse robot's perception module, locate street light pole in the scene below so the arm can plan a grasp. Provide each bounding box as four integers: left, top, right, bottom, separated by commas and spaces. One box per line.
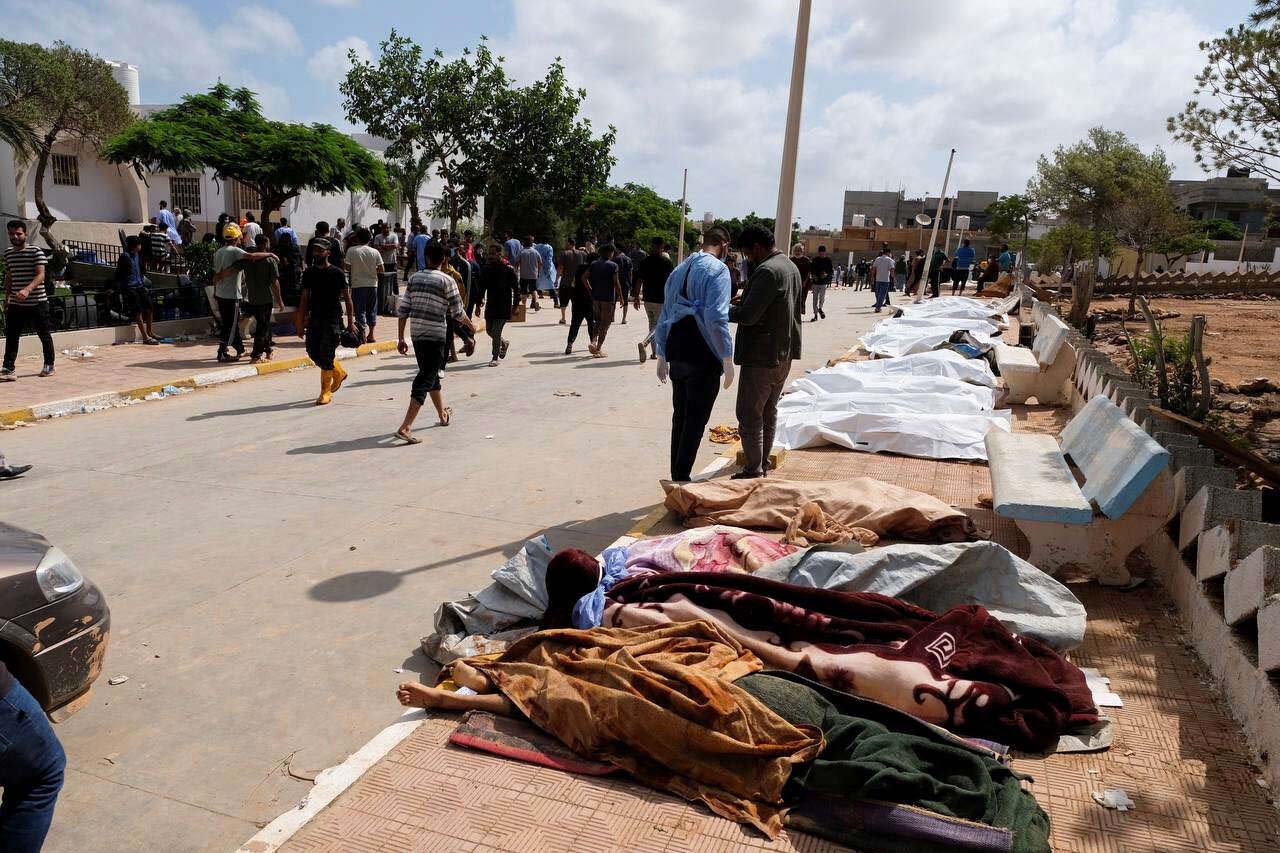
774, 0, 812, 251
913, 148, 957, 304
676, 168, 688, 264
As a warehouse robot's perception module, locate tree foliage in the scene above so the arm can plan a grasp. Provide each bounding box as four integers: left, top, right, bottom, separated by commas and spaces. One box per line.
1168, 19, 1280, 184
456, 58, 615, 237
569, 183, 685, 249
1029, 127, 1153, 325
1028, 222, 1114, 271
1202, 217, 1245, 240
984, 194, 1036, 242
104, 83, 390, 226
341, 32, 507, 232
385, 152, 433, 228
1100, 149, 1180, 312
0, 39, 132, 253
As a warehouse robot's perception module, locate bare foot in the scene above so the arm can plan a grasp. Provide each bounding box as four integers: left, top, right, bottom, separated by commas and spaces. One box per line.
397, 681, 448, 709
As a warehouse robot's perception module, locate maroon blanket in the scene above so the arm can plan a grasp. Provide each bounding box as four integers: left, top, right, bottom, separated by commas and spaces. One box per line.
604, 572, 1095, 751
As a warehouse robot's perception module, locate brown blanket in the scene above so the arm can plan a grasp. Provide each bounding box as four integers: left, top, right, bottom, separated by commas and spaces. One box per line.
468, 621, 823, 837
663, 477, 979, 545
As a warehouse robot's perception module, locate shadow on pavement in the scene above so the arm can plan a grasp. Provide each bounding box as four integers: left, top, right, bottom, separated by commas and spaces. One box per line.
188, 399, 316, 420
308, 505, 654, 603
287, 431, 428, 455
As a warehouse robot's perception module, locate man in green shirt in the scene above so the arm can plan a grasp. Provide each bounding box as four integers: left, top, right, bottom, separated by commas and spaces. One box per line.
243, 234, 283, 362
211, 224, 278, 362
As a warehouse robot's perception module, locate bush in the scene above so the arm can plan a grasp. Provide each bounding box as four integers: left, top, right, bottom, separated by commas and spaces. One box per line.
1128, 328, 1210, 419
181, 241, 216, 286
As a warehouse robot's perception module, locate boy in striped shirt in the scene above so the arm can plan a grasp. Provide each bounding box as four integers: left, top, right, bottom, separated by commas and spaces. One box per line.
2, 220, 54, 380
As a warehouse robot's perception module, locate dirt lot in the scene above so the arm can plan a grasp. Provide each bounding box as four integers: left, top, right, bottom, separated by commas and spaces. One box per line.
1076, 294, 1280, 463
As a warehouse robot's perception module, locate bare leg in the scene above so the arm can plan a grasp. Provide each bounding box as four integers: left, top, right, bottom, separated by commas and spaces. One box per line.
134, 316, 148, 341
143, 311, 156, 339
396, 681, 514, 716
398, 399, 424, 440
429, 389, 450, 425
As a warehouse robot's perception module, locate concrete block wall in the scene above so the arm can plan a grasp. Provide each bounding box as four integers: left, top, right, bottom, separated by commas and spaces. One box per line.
1037, 296, 1280, 787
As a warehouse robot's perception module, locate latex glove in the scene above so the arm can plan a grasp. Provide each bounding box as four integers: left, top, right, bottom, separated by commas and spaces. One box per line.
722, 359, 734, 390
656, 357, 669, 384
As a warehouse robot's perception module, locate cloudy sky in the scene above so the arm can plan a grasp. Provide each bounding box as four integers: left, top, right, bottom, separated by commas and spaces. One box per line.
1, 0, 1260, 226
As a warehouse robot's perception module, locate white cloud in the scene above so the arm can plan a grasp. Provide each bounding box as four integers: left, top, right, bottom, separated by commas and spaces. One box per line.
0, 0, 302, 112
497, 0, 1225, 227
307, 37, 372, 84
314, 0, 361, 5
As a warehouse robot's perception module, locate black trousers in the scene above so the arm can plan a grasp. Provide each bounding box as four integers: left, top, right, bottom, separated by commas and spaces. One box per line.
566, 301, 595, 347
3, 302, 55, 369
410, 338, 446, 403
216, 296, 244, 356
245, 302, 274, 358
670, 361, 721, 482
306, 322, 339, 370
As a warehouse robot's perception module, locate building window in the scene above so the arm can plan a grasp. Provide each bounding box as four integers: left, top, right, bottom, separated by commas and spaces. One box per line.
169, 175, 201, 215
51, 154, 79, 186
230, 180, 261, 216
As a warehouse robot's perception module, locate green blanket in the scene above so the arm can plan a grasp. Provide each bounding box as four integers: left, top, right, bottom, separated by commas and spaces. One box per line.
737, 672, 1050, 853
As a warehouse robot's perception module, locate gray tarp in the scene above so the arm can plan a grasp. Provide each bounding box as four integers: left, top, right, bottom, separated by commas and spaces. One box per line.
420, 536, 554, 664
756, 540, 1086, 650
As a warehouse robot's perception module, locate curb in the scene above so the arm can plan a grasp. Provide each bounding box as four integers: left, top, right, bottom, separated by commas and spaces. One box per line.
0, 340, 400, 425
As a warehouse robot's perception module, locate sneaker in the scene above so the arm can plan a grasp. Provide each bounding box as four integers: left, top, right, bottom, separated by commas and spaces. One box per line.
730, 470, 764, 480
0, 368, 14, 382
0, 464, 32, 480
819, 309, 826, 319
499, 339, 509, 360
38, 365, 53, 377
637, 342, 648, 363
564, 346, 573, 356
488, 359, 499, 367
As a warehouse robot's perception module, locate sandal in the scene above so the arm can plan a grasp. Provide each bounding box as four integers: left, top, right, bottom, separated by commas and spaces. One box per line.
439, 407, 452, 427
395, 429, 422, 445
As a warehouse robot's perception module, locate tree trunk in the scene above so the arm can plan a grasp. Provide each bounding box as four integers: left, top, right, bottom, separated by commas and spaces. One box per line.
408, 202, 422, 229
1069, 217, 1101, 327
31, 135, 66, 263
1127, 248, 1145, 318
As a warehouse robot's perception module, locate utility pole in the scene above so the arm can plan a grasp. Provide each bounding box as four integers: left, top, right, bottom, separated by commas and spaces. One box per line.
773, 0, 812, 251
676, 168, 688, 264
914, 149, 956, 304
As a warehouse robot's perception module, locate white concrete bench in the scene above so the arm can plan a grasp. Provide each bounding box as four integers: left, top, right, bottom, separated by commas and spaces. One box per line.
985, 394, 1173, 586
993, 313, 1074, 405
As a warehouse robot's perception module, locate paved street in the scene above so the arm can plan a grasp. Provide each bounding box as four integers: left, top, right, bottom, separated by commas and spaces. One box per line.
2, 288, 880, 852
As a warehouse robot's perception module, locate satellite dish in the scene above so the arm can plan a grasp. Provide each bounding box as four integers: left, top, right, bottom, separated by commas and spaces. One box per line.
915, 213, 932, 226
873, 217, 884, 227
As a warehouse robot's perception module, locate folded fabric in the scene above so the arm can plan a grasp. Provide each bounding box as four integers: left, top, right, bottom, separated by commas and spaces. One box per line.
604, 572, 1097, 751
421, 536, 557, 664
663, 477, 980, 545
624, 525, 801, 575
739, 672, 1051, 853
467, 621, 823, 837
784, 501, 878, 546
449, 710, 619, 777
756, 541, 1086, 650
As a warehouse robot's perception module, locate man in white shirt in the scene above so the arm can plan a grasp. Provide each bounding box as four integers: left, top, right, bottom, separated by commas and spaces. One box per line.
344, 226, 385, 343
870, 247, 896, 313
241, 212, 263, 248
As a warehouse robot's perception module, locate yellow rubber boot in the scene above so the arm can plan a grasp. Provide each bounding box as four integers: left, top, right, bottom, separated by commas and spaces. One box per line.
330, 359, 348, 394
316, 370, 334, 405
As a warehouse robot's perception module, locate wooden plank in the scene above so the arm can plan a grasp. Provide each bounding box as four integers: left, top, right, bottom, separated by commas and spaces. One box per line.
1146, 405, 1280, 488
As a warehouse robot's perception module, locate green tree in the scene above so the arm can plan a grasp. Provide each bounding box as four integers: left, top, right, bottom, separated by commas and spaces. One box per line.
1029, 127, 1150, 325
1168, 18, 1280, 184
104, 84, 390, 227
386, 152, 432, 227
984, 194, 1038, 275
1153, 220, 1215, 269
341, 33, 508, 233
570, 183, 685, 249
458, 58, 615, 236
1202, 217, 1244, 240
1100, 149, 1182, 315
1027, 222, 1113, 272
0, 40, 132, 254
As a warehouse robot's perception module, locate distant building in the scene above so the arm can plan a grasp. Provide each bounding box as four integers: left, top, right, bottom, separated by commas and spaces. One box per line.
0, 60, 476, 247
1169, 170, 1280, 234
842, 188, 1001, 230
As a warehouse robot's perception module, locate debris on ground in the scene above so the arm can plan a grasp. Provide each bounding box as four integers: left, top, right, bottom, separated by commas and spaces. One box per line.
1239, 377, 1278, 396
553, 389, 582, 397
1092, 789, 1135, 811
107, 675, 130, 686
709, 424, 740, 444
60, 346, 97, 359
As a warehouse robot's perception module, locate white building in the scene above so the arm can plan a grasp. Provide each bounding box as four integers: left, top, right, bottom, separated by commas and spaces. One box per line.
0, 61, 476, 248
